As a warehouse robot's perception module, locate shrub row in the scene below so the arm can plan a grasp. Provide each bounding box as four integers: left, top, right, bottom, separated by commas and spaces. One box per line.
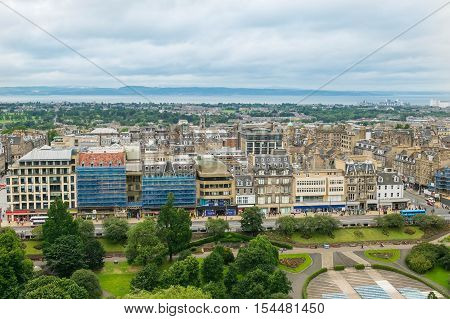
333, 265, 345, 271
186, 233, 293, 250
354, 264, 365, 270
301, 268, 328, 299
371, 264, 449, 299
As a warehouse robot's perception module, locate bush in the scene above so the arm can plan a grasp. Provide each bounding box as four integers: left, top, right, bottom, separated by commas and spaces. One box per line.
405, 243, 449, 274
404, 227, 416, 235
413, 215, 446, 231
354, 264, 365, 270
212, 245, 234, 265
177, 249, 192, 261
334, 265, 345, 271
302, 268, 328, 299
31, 225, 44, 241
353, 230, 364, 238
406, 253, 434, 274
70, 269, 102, 299
130, 263, 160, 292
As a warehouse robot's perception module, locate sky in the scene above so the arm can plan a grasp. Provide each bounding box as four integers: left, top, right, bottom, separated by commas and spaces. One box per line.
0, 0, 449, 91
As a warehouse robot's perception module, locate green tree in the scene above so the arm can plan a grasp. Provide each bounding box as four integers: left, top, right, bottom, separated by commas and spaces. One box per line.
240, 206, 264, 236
47, 129, 58, 143
83, 238, 105, 270
0, 228, 33, 298
44, 235, 86, 277
413, 215, 446, 231
160, 256, 200, 288
157, 193, 192, 261
31, 225, 44, 241
103, 217, 129, 244
406, 254, 433, 274
22, 276, 88, 299
203, 281, 227, 299
212, 245, 234, 265
130, 263, 160, 292
126, 219, 167, 265
235, 235, 279, 273
42, 198, 78, 245
231, 268, 270, 299
224, 264, 238, 291
205, 218, 229, 238
313, 215, 340, 236
201, 252, 224, 283
70, 269, 102, 299
126, 286, 211, 299
276, 216, 297, 236
375, 213, 405, 230
268, 269, 292, 295
75, 218, 95, 240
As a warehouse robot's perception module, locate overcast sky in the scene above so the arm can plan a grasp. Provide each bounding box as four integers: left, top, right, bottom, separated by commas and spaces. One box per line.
0, 0, 449, 91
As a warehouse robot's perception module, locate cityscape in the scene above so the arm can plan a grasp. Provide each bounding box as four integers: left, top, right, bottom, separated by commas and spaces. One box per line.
0, 0, 449, 309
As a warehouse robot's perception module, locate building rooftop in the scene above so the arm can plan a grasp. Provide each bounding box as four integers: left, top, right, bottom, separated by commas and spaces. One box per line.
19, 146, 73, 162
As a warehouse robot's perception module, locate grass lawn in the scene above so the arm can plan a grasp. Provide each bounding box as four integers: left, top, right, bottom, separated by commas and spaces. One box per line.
96, 261, 141, 297
364, 249, 400, 262
97, 238, 126, 253
278, 253, 312, 273
290, 227, 423, 244
424, 266, 449, 290
23, 240, 43, 255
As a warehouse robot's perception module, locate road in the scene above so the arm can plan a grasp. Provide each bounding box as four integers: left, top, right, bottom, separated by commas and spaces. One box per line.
404, 188, 449, 217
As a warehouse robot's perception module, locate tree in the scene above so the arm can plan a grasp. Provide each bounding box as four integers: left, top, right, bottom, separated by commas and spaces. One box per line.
160, 256, 200, 288
268, 269, 292, 295
83, 238, 105, 270
224, 264, 238, 291
276, 216, 297, 236
126, 286, 211, 299
42, 198, 78, 245
201, 252, 224, 283
130, 263, 160, 292
205, 218, 229, 238
44, 235, 86, 277
126, 219, 167, 265
413, 215, 446, 231
212, 245, 234, 265
203, 281, 227, 299
103, 217, 129, 244
235, 235, 279, 273
375, 213, 405, 230
312, 215, 340, 236
31, 225, 44, 241
231, 268, 270, 299
75, 218, 95, 240
157, 193, 192, 261
71, 269, 102, 299
47, 129, 58, 143
22, 276, 88, 299
240, 206, 264, 236
0, 228, 33, 298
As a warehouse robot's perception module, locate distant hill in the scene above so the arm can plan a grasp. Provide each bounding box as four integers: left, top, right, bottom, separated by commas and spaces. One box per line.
0, 86, 444, 97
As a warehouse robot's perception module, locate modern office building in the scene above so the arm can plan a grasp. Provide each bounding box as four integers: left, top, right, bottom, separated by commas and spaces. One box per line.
238, 127, 283, 155
5, 145, 77, 222
293, 169, 345, 213
435, 166, 449, 196
196, 158, 236, 216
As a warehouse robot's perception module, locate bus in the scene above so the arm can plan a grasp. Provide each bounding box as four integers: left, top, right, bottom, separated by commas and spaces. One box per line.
30, 215, 49, 226
400, 209, 426, 220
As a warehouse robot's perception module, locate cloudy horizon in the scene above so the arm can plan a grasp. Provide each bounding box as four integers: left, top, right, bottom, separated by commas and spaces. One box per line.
0, 0, 449, 91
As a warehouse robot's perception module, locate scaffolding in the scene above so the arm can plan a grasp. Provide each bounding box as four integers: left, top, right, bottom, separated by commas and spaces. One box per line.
142, 175, 196, 209
76, 167, 127, 208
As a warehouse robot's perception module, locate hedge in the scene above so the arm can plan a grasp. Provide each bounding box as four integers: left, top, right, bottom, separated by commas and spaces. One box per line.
186, 233, 293, 250
334, 265, 345, 271
302, 268, 328, 299
372, 264, 449, 299
354, 264, 365, 270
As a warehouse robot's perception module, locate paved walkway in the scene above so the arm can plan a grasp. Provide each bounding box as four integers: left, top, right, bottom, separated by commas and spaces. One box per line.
365, 269, 404, 299
322, 251, 333, 268
327, 270, 361, 299
341, 251, 371, 266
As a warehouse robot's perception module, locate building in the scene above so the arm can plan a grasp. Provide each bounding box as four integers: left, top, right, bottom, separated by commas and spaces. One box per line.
344, 161, 377, 210
51, 134, 100, 148
5, 146, 77, 222
142, 155, 196, 214
196, 158, 236, 216
76, 147, 127, 218
124, 144, 142, 217
238, 127, 283, 155
435, 167, 449, 196
249, 149, 293, 215
293, 169, 345, 213
376, 169, 408, 211
235, 175, 255, 212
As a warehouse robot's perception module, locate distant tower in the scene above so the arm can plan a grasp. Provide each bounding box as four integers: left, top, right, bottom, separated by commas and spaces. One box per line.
200, 114, 206, 129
